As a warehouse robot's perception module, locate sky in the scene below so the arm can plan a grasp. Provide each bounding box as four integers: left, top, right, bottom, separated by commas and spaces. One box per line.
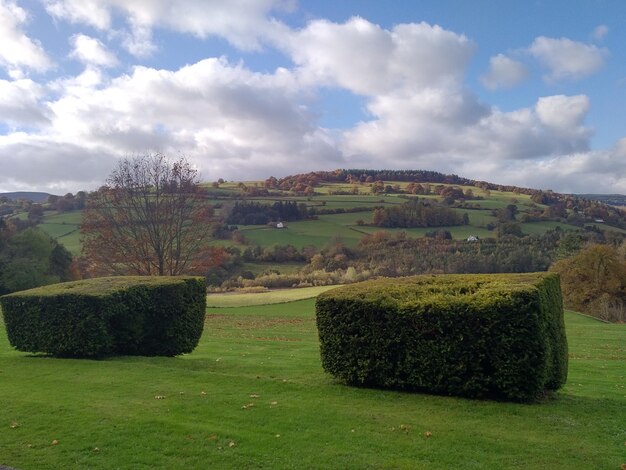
1, 0, 626, 195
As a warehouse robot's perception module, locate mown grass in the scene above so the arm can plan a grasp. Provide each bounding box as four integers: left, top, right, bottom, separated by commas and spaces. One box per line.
206, 285, 337, 307
1, 295, 625, 469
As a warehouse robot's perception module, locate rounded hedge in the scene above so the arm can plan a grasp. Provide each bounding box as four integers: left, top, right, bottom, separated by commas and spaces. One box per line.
0, 276, 206, 358
315, 273, 567, 402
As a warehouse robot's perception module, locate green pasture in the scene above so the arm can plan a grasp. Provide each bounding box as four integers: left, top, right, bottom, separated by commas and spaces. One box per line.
355, 224, 494, 240
206, 285, 337, 307
238, 219, 363, 249
0, 292, 624, 469
462, 209, 498, 227
240, 262, 306, 276
38, 211, 83, 255
520, 221, 569, 235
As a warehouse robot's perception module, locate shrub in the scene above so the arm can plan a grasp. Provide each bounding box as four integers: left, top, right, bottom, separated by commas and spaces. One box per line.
0, 276, 206, 358
316, 273, 567, 401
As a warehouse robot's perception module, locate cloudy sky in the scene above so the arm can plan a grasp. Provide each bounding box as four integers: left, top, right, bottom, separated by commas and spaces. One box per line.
1, 0, 626, 194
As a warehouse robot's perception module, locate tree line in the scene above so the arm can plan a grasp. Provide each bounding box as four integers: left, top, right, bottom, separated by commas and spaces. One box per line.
0, 218, 73, 294
225, 201, 308, 225
372, 199, 469, 228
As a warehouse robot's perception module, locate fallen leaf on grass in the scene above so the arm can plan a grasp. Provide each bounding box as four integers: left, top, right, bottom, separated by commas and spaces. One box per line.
249, 394, 260, 398
200, 391, 207, 396
154, 395, 166, 400
51, 440, 59, 445
275, 434, 281, 438
424, 431, 432, 439
207, 434, 218, 441
620, 464, 626, 470
270, 401, 278, 406
10, 421, 19, 429
92, 447, 100, 452
228, 441, 236, 448
242, 403, 255, 409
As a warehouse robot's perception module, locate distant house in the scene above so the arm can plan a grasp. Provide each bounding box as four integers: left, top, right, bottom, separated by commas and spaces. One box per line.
594, 219, 605, 223
276, 222, 284, 229
466, 235, 479, 242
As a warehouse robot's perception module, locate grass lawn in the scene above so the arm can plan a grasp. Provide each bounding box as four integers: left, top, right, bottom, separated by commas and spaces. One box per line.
1, 292, 625, 469
207, 285, 337, 308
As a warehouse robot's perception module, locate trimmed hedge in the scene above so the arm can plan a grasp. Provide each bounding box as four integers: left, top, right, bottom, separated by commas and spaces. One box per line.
0, 276, 206, 358
315, 273, 567, 401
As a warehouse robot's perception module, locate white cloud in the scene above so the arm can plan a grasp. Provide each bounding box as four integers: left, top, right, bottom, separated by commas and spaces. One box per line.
342, 91, 593, 173
535, 94, 589, 131
44, 0, 294, 56
480, 54, 528, 90
0, 78, 50, 126
21, 57, 337, 188
0, 9, 623, 195
0, 0, 51, 73
285, 17, 474, 95
591, 24, 609, 42
528, 36, 607, 82
70, 34, 119, 67
0, 133, 115, 192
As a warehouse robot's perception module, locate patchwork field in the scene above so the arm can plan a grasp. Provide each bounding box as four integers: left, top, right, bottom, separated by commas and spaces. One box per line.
30, 181, 620, 259
1, 289, 625, 469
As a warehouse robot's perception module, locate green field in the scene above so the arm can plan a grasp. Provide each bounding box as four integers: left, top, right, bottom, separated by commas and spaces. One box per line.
38, 183, 620, 257
1, 292, 625, 469
206, 285, 337, 307
38, 211, 83, 255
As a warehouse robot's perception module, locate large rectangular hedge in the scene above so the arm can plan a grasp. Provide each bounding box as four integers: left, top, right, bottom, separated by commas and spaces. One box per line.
0, 276, 206, 358
315, 273, 567, 401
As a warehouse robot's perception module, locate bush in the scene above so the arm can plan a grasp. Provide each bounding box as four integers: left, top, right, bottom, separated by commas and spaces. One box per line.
315, 273, 567, 401
0, 276, 206, 358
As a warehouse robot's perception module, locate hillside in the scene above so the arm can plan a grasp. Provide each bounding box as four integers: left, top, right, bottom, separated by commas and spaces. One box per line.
0, 191, 54, 203
27, 169, 626, 289
578, 193, 626, 206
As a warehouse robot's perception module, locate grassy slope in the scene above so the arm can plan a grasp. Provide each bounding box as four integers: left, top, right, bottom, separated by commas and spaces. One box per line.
38, 211, 83, 255
38, 183, 599, 255
1, 298, 624, 469
206, 285, 337, 307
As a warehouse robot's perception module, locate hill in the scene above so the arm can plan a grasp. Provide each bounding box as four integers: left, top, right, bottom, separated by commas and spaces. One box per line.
578, 193, 626, 206
0, 191, 54, 203
25, 168, 626, 288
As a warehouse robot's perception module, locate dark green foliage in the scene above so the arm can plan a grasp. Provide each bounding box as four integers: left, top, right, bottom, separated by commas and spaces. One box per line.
226, 200, 307, 225
0, 227, 73, 295
372, 199, 468, 228
0, 276, 206, 358
316, 273, 567, 401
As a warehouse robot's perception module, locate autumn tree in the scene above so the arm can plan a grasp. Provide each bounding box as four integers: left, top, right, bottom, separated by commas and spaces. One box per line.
81, 154, 214, 276
550, 244, 626, 322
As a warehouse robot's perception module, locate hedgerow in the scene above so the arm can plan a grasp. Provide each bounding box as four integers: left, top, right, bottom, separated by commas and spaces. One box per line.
315, 273, 567, 401
0, 276, 206, 358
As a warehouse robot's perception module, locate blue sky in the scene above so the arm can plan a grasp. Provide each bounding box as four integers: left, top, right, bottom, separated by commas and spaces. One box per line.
1, 0, 626, 194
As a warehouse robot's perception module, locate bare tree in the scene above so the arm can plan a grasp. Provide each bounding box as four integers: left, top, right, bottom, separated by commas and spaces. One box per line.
81, 153, 214, 276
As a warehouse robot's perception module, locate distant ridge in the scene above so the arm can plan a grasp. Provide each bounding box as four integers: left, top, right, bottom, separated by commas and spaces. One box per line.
578, 194, 626, 206
0, 191, 54, 203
